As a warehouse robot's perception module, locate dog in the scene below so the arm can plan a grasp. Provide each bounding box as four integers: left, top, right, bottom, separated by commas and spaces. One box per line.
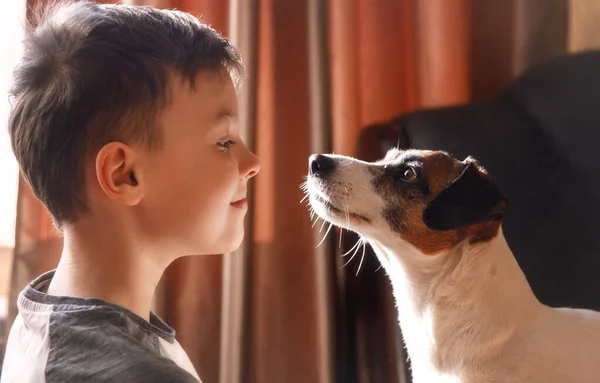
304, 148, 600, 383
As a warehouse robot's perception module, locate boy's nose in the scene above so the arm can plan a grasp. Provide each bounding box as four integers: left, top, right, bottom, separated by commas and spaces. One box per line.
240, 146, 260, 179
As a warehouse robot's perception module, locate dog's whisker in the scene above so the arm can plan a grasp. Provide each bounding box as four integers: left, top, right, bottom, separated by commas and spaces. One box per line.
356, 240, 367, 276
344, 237, 365, 267
319, 220, 327, 233
343, 199, 350, 228
300, 194, 309, 203
316, 222, 333, 248
338, 227, 343, 249
311, 216, 320, 228
342, 240, 361, 268
342, 238, 362, 257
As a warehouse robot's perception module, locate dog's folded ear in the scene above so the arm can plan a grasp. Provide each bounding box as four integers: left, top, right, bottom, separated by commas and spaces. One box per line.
423, 164, 508, 231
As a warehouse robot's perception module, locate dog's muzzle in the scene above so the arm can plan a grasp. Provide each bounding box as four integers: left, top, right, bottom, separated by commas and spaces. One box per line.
307, 154, 372, 225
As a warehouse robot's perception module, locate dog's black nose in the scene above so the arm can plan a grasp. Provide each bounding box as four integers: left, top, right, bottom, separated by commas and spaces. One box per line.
309, 154, 335, 177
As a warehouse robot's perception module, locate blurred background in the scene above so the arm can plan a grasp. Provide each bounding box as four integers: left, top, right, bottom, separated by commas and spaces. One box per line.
2, 1, 600, 383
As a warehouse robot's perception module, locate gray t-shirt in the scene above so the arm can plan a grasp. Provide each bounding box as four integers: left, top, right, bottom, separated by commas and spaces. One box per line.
0, 270, 201, 382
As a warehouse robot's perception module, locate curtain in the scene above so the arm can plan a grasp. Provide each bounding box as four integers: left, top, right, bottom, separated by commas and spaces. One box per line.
5, 1, 600, 383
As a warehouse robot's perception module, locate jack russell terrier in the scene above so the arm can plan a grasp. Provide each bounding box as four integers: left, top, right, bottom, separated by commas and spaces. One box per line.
304, 148, 600, 383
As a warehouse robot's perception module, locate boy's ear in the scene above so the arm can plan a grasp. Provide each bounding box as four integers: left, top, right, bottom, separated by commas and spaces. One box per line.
422, 164, 508, 231
95, 142, 143, 206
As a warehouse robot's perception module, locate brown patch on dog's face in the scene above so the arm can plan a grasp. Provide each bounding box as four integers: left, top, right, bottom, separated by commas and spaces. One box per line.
373, 151, 463, 254
306, 149, 508, 256
373, 150, 506, 254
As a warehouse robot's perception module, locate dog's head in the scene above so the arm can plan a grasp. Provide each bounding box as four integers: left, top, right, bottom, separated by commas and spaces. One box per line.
305, 149, 508, 255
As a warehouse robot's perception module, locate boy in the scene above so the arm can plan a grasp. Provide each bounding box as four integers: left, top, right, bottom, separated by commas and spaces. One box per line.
1, 1, 259, 382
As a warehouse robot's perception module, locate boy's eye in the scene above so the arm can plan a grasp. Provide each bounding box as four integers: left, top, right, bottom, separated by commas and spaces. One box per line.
218, 140, 236, 150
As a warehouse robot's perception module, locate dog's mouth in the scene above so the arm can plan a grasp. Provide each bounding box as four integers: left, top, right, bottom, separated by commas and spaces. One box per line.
310, 192, 371, 224
313, 193, 342, 214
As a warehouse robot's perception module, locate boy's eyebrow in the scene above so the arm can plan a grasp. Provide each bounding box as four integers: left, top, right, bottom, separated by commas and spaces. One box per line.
206, 108, 238, 136
216, 108, 238, 120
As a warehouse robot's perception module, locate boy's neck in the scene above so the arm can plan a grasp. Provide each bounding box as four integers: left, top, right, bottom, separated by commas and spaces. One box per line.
47, 219, 169, 321
368, 230, 544, 377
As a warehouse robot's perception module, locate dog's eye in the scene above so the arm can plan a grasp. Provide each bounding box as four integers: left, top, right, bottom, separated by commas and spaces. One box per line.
401, 167, 418, 182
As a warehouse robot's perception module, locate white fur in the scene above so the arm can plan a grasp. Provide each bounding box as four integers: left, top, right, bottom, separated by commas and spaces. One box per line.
306, 153, 600, 383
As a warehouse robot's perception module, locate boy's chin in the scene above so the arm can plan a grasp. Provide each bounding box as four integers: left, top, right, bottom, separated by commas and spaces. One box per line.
225, 230, 246, 253
206, 229, 246, 255
174, 224, 246, 256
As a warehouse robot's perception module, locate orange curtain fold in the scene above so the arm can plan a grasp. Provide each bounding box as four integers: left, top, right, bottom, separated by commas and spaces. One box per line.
470, 0, 516, 100
356, 0, 411, 124
219, 1, 259, 382
415, 0, 471, 107
328, 0, 415, 155
248, 0, 326, 381
328, 0, 471, 156
328, 0, 359, 156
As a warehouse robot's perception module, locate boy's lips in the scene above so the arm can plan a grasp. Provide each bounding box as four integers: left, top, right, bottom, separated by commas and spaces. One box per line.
230, 197, 248, 209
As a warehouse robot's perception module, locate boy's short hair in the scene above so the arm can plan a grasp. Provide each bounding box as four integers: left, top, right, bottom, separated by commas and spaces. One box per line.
9, 0, 244, 228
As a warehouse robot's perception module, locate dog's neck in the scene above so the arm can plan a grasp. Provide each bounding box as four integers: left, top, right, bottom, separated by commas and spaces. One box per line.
368, 229, 545, 379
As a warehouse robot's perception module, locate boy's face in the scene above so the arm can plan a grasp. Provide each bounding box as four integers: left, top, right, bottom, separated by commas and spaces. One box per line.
134, 70, 260, 257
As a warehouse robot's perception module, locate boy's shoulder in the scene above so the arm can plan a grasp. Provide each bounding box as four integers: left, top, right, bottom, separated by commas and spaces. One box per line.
44, 346, 199, 383
40, 310, 200, 383
1, 271, 201, 383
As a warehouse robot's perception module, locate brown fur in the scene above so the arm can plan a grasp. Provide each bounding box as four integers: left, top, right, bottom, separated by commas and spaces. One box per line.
378, 151, 502, 255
